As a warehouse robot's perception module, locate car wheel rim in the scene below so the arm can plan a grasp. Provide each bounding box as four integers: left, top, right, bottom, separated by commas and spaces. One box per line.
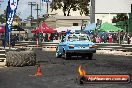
64, 52, 67, 59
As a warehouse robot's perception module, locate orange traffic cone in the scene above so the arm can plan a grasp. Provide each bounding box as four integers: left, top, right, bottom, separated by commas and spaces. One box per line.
35, 64, 42, 76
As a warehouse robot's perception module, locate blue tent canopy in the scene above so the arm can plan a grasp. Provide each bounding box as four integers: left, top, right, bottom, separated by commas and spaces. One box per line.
84, 23, 96, 31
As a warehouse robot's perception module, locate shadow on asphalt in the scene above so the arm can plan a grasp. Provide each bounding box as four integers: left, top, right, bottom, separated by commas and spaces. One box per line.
62, 56, 96, 60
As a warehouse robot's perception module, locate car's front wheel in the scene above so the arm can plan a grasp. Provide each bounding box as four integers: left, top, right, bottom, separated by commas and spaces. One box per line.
56, 47, 62, 58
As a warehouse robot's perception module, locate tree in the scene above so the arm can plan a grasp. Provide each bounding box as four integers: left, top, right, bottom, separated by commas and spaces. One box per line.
50, 0, 90, 16
0, 10, 7, 23
0, 14, 6, 23
112, 13, 128, 23
27, 15, 34, 20
0, 8, 22, 24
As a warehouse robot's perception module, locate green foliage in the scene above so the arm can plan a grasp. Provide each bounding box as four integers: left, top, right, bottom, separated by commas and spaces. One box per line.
0, 8, 22, 24
112, 13, 128, 23
116, 13, 128, 21
0, 14, 6, 23
27, 15, 34, 19
50, 0, 90, 16
0, 9, 7, 23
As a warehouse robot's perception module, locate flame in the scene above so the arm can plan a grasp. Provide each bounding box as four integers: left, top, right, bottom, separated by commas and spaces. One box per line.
78, 65, 86, 76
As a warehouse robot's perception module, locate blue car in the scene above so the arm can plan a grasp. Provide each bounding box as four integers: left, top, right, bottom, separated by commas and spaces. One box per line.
56, 34, 96, 59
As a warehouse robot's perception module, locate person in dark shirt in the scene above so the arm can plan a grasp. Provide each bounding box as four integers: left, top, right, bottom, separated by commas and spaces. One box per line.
10, 35, 18, 47
2, 38, 6, 48
66, 29, 71, 35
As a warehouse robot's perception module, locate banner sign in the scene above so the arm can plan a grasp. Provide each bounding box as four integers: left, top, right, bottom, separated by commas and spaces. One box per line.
5, 0, 19, 47
42, 0, 50, 2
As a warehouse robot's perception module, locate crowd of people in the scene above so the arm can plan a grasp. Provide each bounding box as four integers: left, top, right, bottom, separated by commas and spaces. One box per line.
2, 34, 19, 48
32, 32, 59, 42
1, 30, 132, 49
87, 32, 132, 44
4, 30, 132, 46
32, 30, 132, 44
57, 30, 132, 44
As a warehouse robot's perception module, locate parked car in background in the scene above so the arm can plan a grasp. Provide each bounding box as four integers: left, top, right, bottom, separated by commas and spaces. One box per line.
56, 33, 97, 59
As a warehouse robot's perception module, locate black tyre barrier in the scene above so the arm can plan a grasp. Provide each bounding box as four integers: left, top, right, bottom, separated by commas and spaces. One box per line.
6, 51, 36, 67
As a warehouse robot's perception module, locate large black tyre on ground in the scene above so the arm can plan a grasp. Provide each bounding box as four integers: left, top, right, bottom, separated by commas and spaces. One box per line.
6, 51, 36, 67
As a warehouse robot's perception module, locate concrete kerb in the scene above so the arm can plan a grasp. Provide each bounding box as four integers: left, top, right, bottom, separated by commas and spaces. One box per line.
42, 46, 56, 51
13, 42, 132, 56
0, 48, 6, 67
96, 50, 132, 56
42, 43, 57, 51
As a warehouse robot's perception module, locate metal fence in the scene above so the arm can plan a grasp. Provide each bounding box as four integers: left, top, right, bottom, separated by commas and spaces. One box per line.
13, 41, 132, 52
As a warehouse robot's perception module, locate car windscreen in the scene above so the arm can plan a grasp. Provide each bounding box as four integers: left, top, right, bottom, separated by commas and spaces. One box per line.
68, 35, 78, 41
79, 35, 90, 41
68, 35, 90, 41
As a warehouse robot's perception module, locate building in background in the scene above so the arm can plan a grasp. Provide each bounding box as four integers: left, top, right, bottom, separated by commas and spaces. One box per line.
45, 15, 90, 29
48, 0, 132, 24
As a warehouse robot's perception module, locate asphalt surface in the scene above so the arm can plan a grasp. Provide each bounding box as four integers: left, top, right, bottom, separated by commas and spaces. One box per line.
0, 49, 132, 88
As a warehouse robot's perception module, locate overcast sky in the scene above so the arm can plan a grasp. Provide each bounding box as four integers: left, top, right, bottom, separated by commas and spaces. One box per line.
95, 0, 132, 13
0, 0, 132, 20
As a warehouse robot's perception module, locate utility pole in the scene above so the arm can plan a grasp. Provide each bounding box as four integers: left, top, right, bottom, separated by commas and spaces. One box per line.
34, 4, 41, 26
42, 0, 50, 14
28, 2, 36, 21
34, 4, 41, 43
46, 2, 49, 14
40, 0, 42, 10
90, 0, 95, 23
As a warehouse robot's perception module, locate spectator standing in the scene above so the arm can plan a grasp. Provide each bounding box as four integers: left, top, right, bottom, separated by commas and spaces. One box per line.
130, 37, 132, 44
2, 38, 6, 48
108, 34, 113, 43
66, 29, 71, 35
10, 35, 15, 47
127, 34, 130, 44
96, 35, 101, 43
45, 33, 48, 42
50, 33, 54, 42
123, 33, 127, 44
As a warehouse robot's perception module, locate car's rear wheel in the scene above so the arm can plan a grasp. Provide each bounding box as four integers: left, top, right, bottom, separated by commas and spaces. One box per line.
64, 52, 70, 60
88, 53, 93, 60
82, 55, 86, 59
